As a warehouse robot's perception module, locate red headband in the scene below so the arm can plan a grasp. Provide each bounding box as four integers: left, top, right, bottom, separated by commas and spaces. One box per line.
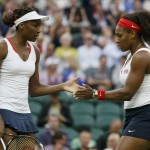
117, 18, 141, 32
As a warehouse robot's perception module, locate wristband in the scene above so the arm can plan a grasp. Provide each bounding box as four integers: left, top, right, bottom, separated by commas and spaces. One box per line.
97, 90, 105, 100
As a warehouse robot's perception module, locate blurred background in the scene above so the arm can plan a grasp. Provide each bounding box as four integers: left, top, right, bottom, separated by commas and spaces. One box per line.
0, 0, 150, 150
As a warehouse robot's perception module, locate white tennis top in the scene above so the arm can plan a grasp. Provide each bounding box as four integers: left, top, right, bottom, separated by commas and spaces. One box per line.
119, 48, 150, 109
0, 38, 36, 113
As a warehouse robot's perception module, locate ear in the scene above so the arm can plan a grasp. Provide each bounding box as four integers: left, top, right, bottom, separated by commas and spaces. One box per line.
18, 23, 25, 30
130, 31, 136, 39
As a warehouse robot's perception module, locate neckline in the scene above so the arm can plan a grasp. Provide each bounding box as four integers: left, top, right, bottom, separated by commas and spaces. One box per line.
7, 38, 31, 62
124, 47, 148, 67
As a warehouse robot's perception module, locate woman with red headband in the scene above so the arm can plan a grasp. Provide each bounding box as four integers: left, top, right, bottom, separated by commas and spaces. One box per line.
74, 10, 150, 150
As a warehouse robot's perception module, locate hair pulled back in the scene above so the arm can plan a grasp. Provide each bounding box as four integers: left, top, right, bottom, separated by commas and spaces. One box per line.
3, 7, 35, 27
121, 10, 150, 44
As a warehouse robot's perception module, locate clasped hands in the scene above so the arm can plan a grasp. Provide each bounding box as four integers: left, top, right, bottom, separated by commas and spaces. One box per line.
63, 77, 94, 100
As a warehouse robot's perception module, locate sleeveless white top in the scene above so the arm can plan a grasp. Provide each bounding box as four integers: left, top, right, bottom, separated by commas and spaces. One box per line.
0, 38, 36, 113
119, 48, 150, 109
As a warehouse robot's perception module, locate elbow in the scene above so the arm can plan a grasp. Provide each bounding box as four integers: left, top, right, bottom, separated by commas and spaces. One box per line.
29, 92, 36, 97
29, 94, 36, 97
125, 96, 132, 101
29, 83, 40, 97
123, 90, 134, 101
125, 93, 133, 101
29, 88, 38, 97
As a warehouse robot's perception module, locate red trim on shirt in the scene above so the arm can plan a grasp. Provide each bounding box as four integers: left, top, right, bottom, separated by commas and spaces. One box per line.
7, 38, 31, 54
7, 38, 16, 53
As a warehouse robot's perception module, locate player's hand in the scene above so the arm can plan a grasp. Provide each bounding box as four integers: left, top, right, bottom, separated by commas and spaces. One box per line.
63, 77, 84, 93
74, 84, 93, 100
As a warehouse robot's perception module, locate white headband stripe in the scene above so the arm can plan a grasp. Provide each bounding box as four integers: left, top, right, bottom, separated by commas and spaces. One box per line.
14, 11, 49, 26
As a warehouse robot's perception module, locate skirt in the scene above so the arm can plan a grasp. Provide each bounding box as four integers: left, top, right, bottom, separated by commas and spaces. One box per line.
122, 104, 150, 141
0, 109, 38, 134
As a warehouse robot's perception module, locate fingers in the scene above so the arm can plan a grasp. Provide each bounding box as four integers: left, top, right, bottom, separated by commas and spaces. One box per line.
73, 88, 93, 100
73, 90, 88, 99
76, 84, 85, 89
74, 92, 86, 99
74, 89, 86, 95
73, 94, 86, 100
82, 83, 92, 89
73, 77, 80, 82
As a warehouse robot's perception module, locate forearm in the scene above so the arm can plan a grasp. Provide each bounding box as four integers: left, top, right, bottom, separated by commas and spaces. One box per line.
95, 88, 132, 101
69, 11, 75, 23
29, 83, 64, 97
105, 88, 132, 101
80, 8, 88, 21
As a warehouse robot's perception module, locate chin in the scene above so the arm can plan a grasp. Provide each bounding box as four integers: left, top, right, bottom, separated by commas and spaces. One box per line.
120, 48, 127, 52
29, 38, 36, 42
120, 49, 124, 52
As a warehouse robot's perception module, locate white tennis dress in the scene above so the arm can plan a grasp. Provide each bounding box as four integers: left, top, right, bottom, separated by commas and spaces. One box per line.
0, 38, 36, 113
119, 48, 150, 109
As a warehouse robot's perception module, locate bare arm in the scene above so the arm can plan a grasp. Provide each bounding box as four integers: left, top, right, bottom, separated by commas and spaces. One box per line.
105, 51, 149, 101
0, 41, 8, 135
80, 7, 89, 22
75, 51, 150, 101
29, 46, 82, 97
49, 14, 62, 41
0, 41, 8, 67
69, 8, 76, 23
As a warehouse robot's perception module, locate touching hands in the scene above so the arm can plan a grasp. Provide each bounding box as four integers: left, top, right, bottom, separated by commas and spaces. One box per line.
63, 78, 95, 100
73, 84, 94, 100
63, 77, 84, 93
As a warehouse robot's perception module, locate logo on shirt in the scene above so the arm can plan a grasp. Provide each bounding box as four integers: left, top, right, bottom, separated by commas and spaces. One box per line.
121, 69, 129, 74
128, 130, 135, 133
124, 69, 128, 74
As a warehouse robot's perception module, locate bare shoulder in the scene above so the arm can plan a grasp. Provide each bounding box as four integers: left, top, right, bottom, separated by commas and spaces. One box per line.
0, 40, 8, 59
133, 50, 150, 62
131, 50, 150, 71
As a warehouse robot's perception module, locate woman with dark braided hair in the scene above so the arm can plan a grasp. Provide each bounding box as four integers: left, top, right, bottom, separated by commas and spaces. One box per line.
0, 6, 82, 148
74, 10, 150, 150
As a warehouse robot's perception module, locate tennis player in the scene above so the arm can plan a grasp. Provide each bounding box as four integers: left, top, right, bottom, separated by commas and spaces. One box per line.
74, 10, 150, 150
0, 6, 81, 147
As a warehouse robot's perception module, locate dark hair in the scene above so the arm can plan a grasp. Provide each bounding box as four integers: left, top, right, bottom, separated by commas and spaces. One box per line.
79, 127, 91, 134
52, 131, 67, 145
2, 7, 35, 27
121, 10, 150, 44
99, 54, 107, 60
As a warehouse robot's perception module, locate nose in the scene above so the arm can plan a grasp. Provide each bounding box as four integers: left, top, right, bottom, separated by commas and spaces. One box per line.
37, 26, 42, 32
115, 36, 119, 44
37, 27, 41, 32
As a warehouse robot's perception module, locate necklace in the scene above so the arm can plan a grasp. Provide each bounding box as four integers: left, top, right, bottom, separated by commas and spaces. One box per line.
124, 42, 143, 66
132, 42, 143, 54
